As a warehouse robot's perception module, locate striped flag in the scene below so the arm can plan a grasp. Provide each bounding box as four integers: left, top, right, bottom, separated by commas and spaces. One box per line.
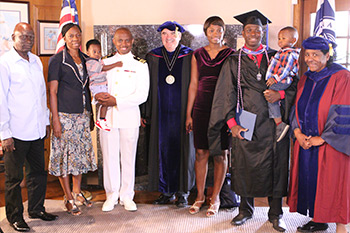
313, 0, 336, 42
55, 0, 79, 53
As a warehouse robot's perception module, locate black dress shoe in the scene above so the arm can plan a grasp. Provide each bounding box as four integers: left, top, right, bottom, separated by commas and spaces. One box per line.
231, 213, 252, 226
29, 211, 58, 221
153, 194, 176, 204
175, 195, 188, 208
297, 221, 328, 232
269, 218, 287, 232
10, 220, 30, 232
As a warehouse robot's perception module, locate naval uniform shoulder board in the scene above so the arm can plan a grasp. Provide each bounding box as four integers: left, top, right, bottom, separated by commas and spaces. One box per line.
133, 56, 146, 64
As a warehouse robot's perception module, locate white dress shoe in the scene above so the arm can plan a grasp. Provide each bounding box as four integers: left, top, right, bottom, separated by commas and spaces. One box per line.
120, 199, 137, 212
102, 199, 118, 212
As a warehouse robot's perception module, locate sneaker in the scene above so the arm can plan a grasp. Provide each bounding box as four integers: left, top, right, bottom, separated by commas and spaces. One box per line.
276, 122, 290, 142
102, 198, 118, 212
120, 199, 137, 212
95, 119, 111, 131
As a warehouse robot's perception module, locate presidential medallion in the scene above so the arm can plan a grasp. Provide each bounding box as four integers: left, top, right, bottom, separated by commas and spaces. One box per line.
162, 45, 180, 85
166, 75, 175, 85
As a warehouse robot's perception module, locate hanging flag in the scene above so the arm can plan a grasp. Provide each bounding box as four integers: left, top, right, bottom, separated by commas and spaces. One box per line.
55, 0, 79, 53
313, 0, 336, 42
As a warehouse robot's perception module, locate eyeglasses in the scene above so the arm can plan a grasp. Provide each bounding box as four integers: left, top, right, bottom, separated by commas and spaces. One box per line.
17, 34, 35, 41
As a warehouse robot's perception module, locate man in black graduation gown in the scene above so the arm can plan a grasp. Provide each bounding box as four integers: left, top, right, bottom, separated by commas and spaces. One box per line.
208, 10, 297, 232
142, 21, 195, 208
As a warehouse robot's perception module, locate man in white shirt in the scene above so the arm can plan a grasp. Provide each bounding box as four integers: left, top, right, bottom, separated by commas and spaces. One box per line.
96, 28, 149, 212
0, 22, 58, 232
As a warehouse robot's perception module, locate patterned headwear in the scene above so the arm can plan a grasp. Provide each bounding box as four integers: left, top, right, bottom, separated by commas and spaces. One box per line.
302, 36, 337, 56
157, 21, 185, 33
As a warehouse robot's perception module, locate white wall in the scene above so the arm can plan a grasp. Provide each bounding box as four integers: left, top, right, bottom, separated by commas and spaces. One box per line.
81, 0, 295, 51
81, 0, 294, 158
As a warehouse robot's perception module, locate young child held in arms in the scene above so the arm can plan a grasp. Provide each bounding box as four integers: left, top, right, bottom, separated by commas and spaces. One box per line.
265, 26, 300, 142
86, 39, 123, 131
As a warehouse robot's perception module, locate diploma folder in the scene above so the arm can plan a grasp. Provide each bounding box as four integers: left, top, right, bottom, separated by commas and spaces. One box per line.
235, 109, 257, 141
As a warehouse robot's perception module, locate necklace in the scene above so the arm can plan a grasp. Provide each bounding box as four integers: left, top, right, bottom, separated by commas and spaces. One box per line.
237, 46, 270, 112
162, 45, 181, 85
241, 46, 270, 81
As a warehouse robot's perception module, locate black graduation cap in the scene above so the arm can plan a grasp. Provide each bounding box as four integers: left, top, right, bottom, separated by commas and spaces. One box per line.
234, 10, 271, 28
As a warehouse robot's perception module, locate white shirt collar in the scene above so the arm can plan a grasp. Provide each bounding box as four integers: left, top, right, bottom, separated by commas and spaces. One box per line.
115, 51, 133, 59
9, 47, 37, 64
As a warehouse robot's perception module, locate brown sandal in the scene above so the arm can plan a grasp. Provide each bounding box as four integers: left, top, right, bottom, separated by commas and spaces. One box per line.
64, 196, 81, 216
72, 192, 93, 207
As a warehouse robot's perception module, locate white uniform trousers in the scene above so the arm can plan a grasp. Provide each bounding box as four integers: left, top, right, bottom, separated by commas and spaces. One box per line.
100, 127, 139, 202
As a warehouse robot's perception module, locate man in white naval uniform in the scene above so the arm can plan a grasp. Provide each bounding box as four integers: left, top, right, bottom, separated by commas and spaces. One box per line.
97, 27, 149, 212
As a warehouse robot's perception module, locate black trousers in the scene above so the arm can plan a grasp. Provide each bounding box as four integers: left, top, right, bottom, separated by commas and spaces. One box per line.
4, 138, 47, 223
239, 196, 283, 220
163, 191, 189, 198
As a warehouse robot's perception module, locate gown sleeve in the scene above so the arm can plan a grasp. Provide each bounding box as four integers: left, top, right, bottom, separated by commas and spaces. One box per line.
281, 74, 298, 124
208, 57, 237, 155
140, 53, 154, 121
321, 70, 350, 156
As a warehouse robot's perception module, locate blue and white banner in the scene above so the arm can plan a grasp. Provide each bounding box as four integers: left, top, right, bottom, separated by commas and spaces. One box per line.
313, 0, 336, 42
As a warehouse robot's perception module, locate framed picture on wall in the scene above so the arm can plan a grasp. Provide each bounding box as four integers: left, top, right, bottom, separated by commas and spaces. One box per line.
37, 20, 59, 56
0, 1, 29, 57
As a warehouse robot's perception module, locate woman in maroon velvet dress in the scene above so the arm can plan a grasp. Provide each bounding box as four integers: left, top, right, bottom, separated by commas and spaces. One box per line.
186, 16, 234, 217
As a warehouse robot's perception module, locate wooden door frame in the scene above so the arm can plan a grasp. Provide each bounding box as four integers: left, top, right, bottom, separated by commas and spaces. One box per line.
293, 0, 350, 75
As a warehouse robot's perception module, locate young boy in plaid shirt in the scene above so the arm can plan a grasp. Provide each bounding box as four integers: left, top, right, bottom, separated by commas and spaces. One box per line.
265, 26, 300, 142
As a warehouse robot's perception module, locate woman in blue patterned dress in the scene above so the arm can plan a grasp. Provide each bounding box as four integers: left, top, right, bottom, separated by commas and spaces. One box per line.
48, 23, 97, 215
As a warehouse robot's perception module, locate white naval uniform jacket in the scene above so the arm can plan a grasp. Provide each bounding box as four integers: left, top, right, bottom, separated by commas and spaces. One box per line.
103, 52, 149, 129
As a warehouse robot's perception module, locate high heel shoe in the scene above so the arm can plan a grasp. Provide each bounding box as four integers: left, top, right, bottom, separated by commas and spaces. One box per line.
189, 199, 205, 215
72, 192, 93, 207
63, 196, 81, 216
206, 201, 220, 217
